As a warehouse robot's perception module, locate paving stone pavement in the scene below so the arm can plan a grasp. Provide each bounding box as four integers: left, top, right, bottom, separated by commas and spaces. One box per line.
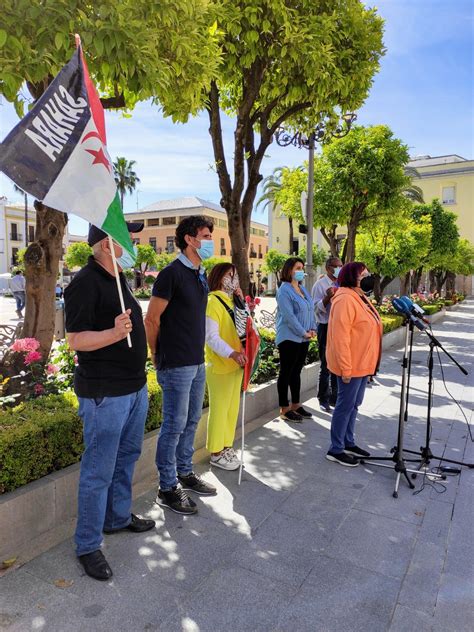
1, 301, 473, 632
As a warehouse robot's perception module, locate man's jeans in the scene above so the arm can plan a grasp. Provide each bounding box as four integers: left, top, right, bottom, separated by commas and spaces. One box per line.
156, 364, 206, 491
317, 323, 338, 405
75, 385, 148, 556
13, 291, 26, 312
329, 376, 367, 453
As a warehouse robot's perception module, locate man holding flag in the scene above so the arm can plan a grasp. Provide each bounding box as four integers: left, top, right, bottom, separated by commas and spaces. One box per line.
0, 40, 156, 580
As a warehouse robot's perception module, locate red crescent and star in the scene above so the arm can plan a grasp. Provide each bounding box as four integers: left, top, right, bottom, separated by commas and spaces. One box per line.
81, 130, 111, 172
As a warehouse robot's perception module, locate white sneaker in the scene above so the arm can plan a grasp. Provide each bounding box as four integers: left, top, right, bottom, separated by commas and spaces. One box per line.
224, 448, 241, 466
210, 450, 240, 471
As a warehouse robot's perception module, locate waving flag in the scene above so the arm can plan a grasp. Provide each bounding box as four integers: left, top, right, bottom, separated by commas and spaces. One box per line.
242, 316, 261, 391
0, 44, 133, 255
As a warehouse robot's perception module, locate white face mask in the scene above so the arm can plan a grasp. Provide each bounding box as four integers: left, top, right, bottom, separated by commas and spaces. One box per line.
333, 266, 341, 278
222, 272, 240, 296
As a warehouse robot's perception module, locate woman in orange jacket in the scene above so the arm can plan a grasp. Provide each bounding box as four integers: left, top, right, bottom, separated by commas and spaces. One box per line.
325, 262, 382, 467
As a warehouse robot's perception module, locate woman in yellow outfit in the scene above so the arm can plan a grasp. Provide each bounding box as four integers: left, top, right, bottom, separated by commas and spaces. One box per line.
205, 263, 247, 471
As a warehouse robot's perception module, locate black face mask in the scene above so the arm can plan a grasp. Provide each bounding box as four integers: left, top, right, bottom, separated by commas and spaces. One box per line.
360, 275, 375, 295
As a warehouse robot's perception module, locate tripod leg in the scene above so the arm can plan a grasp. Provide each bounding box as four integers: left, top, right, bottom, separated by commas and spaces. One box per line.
393, 472, 401, 498
403, 469, 416, 489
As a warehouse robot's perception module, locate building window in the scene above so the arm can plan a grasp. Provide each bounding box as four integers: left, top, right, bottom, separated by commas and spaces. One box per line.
218, 218, 227, 228
28, 225, 35, 242
162, 217, 176, 226
442, 186, 456, 204
11, 247, 18, 265
10, 223, 19, 241
147, 218, 160, 226
220, 237, 226, 256
149, 237, 157, 251
258, 244, 262, 259
250, 243, 257, 258
166, 236, 175, 253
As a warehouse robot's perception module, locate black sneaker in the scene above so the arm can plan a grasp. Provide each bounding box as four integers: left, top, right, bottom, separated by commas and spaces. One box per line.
326, 451, 359, 467
177, 472, 217, 496
295, 406, 313, 418
344, 445, 371, 458
319, 401, 332, 413
280, 410, 303, 422
156, 486, 198, 514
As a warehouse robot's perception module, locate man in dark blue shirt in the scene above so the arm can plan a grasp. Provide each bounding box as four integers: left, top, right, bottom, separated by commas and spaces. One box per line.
145, 215, 217, 514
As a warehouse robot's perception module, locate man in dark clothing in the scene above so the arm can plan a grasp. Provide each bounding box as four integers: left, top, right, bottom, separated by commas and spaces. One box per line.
145, 215, 217, 515
64, 222, 155, 581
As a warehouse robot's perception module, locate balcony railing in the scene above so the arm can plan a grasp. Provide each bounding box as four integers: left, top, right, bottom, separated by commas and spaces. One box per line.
10, 233, 23, 241
220, 249, 227, 256
250, 251, 257, 258
258, 253, 263, 259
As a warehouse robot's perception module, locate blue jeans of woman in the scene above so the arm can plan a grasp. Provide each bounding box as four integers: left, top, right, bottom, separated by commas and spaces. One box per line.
156, 363, 206, 491
329, 376, 367, 453
74, 385, 148, 556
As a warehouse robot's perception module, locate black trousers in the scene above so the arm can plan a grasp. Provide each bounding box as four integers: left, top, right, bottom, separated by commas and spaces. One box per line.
277, 340, 310, 407
317, 323, 338, 405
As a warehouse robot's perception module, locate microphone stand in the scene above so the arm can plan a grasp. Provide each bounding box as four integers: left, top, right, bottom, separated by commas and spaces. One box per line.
359, 319, 445, 497
402, 329, 473, 471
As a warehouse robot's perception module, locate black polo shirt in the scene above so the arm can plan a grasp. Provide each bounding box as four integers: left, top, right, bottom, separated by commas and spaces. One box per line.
64, 256, 147, 398
152, 257, 208, 370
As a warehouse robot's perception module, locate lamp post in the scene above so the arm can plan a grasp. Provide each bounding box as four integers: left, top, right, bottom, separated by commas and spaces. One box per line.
256, 267, 262, 297
274, 113, 357, 290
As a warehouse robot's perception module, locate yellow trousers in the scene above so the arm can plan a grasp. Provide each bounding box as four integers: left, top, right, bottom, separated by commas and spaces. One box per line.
206, 367, 243, 453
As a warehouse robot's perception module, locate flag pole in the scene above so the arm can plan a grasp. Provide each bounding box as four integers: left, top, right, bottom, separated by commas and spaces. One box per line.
108, 235, 132, 348
238, 389, 246, 486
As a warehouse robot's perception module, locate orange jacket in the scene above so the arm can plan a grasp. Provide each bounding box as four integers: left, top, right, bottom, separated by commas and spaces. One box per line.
326, 287, 383, 378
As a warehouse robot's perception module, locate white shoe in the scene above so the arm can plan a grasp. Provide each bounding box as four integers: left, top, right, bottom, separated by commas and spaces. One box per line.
224, 448, 241, 465
210, 450, 240, 471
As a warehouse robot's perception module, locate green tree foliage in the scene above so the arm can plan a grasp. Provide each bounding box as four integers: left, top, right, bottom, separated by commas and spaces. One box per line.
113, 158, 140, 208
263, 249, 289, 284
201, 256, 228, 274
257, 166, 306, 254
155, 252, 176, 272
134, 244, 157, 274
356, 206, 431, 302
64, 242, 92, 270
313, 125, 411, 262
299, 245, 327, 270
202, 1, 384, 288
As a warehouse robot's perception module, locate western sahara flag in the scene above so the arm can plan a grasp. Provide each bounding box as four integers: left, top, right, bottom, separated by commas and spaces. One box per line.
0, 45, 133, 255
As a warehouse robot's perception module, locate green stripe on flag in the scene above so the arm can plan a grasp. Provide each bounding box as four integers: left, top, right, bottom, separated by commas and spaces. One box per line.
101, 191, 134, 255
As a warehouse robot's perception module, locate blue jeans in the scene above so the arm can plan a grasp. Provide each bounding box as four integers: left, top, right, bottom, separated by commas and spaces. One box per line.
75, 385, 148, 556
329, 376, 367, 453
156, 364, 206, 491
13, 291, 26, 312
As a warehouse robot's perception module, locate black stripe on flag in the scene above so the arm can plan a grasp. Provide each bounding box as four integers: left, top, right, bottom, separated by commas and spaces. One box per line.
0, 49, 90, 200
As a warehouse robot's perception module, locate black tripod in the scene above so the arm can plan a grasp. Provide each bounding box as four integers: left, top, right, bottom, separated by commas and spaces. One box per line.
360, 319, 445, 497
403, 329, 473, 472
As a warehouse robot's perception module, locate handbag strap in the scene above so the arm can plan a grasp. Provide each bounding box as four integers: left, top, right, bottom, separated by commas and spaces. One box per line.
214, 294, 236, 324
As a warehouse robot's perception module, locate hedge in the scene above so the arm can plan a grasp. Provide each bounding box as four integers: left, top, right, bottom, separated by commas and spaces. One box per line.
0, 372, 162, 494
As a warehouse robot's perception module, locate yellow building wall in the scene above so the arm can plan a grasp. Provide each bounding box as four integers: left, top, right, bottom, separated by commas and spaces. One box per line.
414, 165, 474, 243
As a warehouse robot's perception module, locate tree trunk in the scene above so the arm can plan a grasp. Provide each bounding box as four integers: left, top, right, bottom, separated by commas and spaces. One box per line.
399, 272, 410, 296
373, 274, 382, 303
429, 270, 437, 294
22, 202, 67, 360
343, 220, 358, 263
380, 275, 394, 301
412, 267, 423, 294
288, 217, 294, 254
445, 272, 456, 298
228, 209, 250, 295
320, 225, 338, 257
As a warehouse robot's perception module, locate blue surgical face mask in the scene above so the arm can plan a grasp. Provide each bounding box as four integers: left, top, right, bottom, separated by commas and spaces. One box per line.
196, 239, 214, 260
333, 266, 341, 279
117, 245, 137, 270
293, 270, 305, 283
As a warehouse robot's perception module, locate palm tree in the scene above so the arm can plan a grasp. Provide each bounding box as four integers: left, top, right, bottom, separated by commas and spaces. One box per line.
113, 157, 141, 209
257, 167, 297, 255
403, 166, 424, 203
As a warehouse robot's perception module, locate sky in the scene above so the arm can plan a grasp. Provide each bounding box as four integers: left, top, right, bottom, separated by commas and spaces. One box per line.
0, 0, 473, 237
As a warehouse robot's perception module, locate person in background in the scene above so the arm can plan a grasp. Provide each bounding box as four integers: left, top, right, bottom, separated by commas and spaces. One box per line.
10, 269, 26, 318
276, 257, 317, 422
325, 262, 383, 467
311, 257, 343, 412
65, 222, 155, 582
205, 263, 247, 470
145, 215, 217, 516
55, 283, 63, 300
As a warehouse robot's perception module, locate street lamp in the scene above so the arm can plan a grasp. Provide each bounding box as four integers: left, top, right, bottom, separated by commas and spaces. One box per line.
274, 113, 357, 290
256, 267, 262, 297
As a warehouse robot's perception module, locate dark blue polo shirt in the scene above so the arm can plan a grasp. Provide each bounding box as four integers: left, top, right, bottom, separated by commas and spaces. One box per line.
152, 256, 208, 370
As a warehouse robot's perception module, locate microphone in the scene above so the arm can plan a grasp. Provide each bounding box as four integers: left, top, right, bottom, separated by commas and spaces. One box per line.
399, 296, 431, 325
391, 297, 427, 331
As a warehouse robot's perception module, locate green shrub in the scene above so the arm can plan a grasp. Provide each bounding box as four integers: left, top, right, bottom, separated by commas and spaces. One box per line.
422, 304, 441, 315
0, 373, 162, 495
381, 314, 404, 334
